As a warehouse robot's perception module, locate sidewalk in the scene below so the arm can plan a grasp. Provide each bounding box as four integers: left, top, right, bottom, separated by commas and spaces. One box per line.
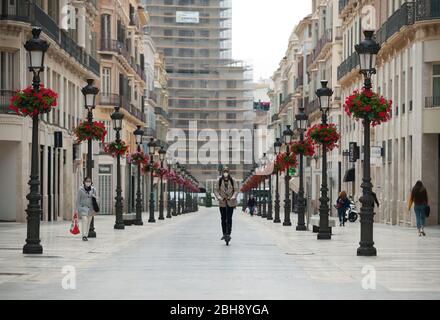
246, 211, 440, 295
0, 212, 182, 286
0, 208, 439, 299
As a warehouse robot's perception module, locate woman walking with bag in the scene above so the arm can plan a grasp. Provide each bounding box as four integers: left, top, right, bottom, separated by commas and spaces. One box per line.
76, 177, 99, 241
335, 191, 350, 227
408, 181, 429, 237
214, 167, 238, 245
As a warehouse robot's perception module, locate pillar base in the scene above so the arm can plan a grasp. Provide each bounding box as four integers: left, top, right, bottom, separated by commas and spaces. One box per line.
23, 243, 43, 254
357, 246, 377, 257
114, 223, 125, 230
133, 220, 144, 226
273, 219, 281, 223
296, 225, 307, 231
283, 222, 292, 226
317, 232, 331, 240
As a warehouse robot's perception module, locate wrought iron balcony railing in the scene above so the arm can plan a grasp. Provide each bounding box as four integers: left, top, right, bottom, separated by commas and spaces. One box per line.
425, 96, 440, 108
337, 52, 359, 81
0, 90, 15, 114
305, 98, 320, 116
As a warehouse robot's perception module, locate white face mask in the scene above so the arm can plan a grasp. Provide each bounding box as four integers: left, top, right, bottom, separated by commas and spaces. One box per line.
223, 173, 229, 178
85, 182, 92, 187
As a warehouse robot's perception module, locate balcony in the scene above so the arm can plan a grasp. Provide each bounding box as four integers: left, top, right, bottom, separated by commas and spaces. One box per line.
0, 90, 15, 115
377, 1, 440, 46
143, 127, 156, 138
305, 98, 320, 116
147, 91, 157, 104
155, 107, 169, 120
313, 29, 333, 60
0, 0, 30, 22
423, 96, 440, 133
98, 93, 123, 106
337, 52, 359, 81
425, 96, 440, 108
123, 103, 146, 123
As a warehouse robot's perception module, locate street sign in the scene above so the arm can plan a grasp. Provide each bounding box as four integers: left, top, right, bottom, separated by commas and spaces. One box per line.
349, 142, 359, 162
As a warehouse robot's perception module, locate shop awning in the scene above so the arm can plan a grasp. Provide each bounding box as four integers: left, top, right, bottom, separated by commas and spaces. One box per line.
344, 168, 355, 182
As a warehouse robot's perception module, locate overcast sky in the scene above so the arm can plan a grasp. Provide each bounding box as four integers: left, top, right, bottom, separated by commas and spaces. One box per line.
232, 0, 311, 82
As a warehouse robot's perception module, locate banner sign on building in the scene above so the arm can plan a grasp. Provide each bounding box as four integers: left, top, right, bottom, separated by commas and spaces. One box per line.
349, 142, 359, 163
176, 11, 200, 24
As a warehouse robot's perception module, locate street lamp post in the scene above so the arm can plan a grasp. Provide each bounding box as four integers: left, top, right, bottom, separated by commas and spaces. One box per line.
283, 125, 293, 226
82, 79, 99, 237
166, 159, 172, 219
176, 164, 182, 215
158, 146, 166, 220
273, 138, 282, 223
172, 161, 178, 216
133, 126, 144, 225
355, 30, 380, 256
148, 138, 157, 223
111, 106, 125, 230
295, 106, 309, 231
261, 154, 267, 219
316, 80, 333, 240
23, 27, 49, 254
257, 178, 262, 217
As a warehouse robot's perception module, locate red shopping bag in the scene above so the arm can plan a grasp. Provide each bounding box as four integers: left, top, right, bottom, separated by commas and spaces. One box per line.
70, 213, 80, 235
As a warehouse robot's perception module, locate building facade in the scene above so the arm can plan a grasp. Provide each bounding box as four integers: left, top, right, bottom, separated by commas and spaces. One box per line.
144, 0, 253, 187
94, 0, 149, 215
0, 0, 100, 222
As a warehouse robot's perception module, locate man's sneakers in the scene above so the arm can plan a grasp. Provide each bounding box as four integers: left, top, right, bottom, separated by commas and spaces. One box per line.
221, 235, 225, 240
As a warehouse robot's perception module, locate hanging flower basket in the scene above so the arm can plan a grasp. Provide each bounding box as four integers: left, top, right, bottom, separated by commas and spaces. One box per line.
9, 85, 58, 117
307, 123, 340, 152
74, 121, 107, 143
275, 152, 298, 173
290, 138, 315, 157
127, 151, 149, 166
344, 88, 392, 126
104, 141, 128, 158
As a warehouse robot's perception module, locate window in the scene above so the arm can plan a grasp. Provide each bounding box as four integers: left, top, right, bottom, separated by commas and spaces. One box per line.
388, 139, 392, 163
226, 113, 236, 120
101, 14, 111, 40
164, 48, 173, 56
226, 97, 236, 108
200, 30, 210, 37
227, 80, 237, 89
102, 68, 111, 95
164, 29, 173, 37
433, 64, 440, 106
0, 51, 17, 90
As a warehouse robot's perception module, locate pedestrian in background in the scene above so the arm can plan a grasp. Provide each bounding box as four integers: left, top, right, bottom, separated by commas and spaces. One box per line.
76, 177, 98, 241
247, 194, 256, 216
214, 167, 238, 242
335, 191, 350, 227
408, 181, 429, 237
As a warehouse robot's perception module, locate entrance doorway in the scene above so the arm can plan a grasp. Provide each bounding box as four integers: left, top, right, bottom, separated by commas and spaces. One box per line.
98, 164, 113, 215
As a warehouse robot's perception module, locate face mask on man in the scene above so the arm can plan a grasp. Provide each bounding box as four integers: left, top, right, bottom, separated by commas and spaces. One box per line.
223, 173, 229, 178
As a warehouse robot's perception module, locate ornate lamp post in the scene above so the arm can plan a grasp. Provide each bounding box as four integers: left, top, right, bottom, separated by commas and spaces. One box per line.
82, 79, 99, 237
261, 153, 268, 219
282, 125, 293, 226
295, 106, 309, 231
267, 156, 273, 221
172, 160, 178, 216
257, 172, 262, 217
273, 138, 282, 223
176, 163, 182, 215
148, 138, 157, 223
158, 146, 166, 220
355, 30, 380, 256
166, 158, 173, 219
133, 126, 144, 225
111, 106, 125, 230
23, 27, 49, 254
316, 80, 333, 240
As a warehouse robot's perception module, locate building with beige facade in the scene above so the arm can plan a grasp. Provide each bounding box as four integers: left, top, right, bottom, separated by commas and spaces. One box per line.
93, 0, 149, 215
338, 0, 440, 226
0, 0, 100, 222
268, 0, 440, 227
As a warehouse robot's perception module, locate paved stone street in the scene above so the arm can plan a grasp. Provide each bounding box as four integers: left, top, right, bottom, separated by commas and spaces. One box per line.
0, 208, 440, 300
